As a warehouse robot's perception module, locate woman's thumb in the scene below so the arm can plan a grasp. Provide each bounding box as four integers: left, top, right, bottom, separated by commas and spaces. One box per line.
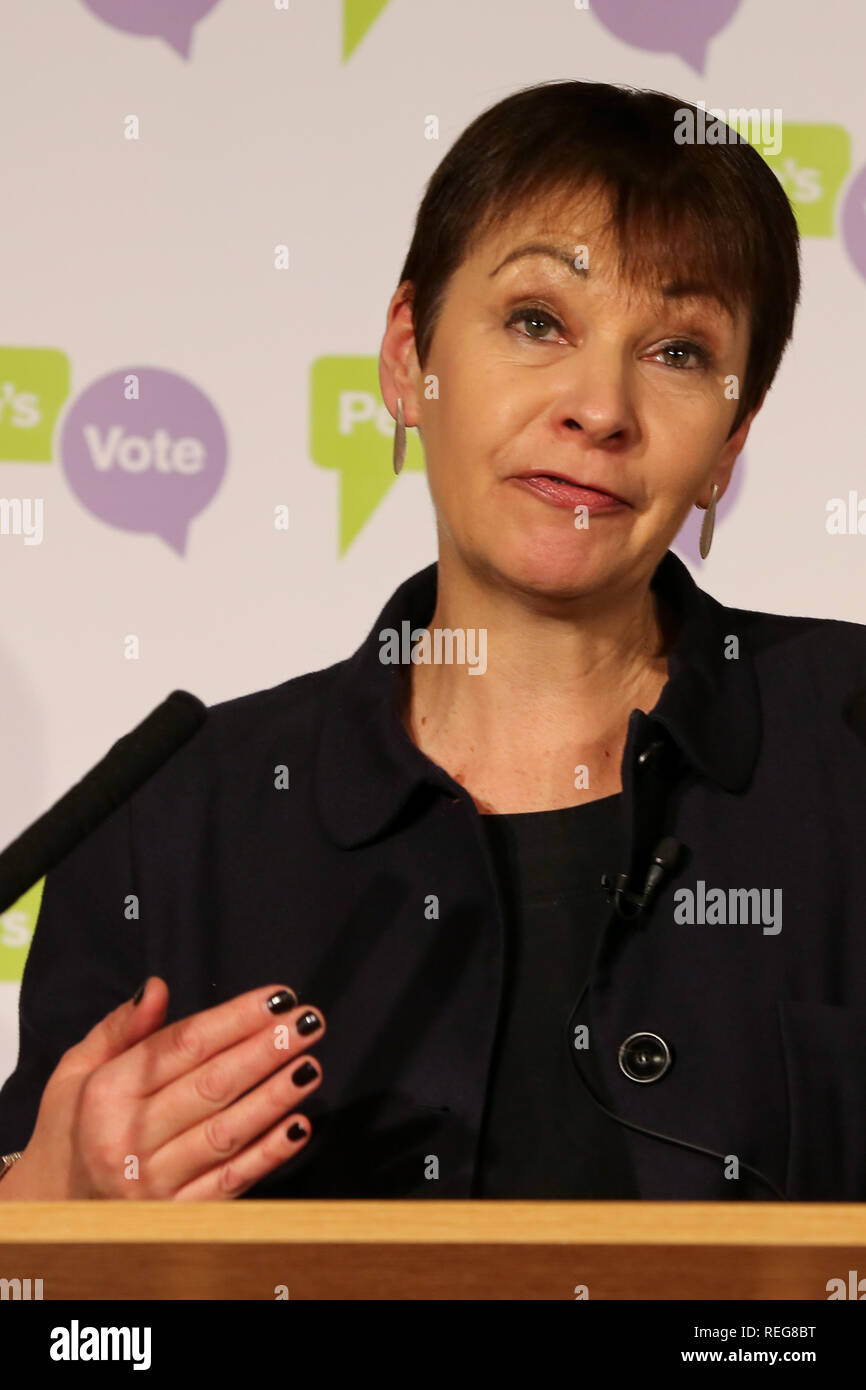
69, 976, 169, 1072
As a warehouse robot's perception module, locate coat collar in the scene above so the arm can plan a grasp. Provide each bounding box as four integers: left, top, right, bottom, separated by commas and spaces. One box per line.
314, 549, 761, 848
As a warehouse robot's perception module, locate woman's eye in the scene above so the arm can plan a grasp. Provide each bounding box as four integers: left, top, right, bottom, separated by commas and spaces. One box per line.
654, 340, 713, 371
504, 311, 714, 371
505, 306, 565, 342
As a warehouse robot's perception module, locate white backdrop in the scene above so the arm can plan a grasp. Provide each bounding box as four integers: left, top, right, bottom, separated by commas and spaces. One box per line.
1, 0, 865, 1082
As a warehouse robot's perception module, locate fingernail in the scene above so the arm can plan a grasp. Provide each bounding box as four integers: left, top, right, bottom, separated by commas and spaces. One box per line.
292, 1060, 318, 1086
267, 988, 298, 1014
287, 1122, 308, 1142
132, 979, 147, 1006
296, 1011, 322, 1035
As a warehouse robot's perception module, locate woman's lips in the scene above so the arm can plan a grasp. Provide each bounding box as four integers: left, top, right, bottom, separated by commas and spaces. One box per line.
508, 475, 628, 512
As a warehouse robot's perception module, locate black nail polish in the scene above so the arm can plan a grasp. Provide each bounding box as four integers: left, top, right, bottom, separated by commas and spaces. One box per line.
292, 1060, 318, 1086
267, 988, 298, 1014
296, 1011, 321, 1035
132, 980, 147, 1005
287, 1122, 307, 1142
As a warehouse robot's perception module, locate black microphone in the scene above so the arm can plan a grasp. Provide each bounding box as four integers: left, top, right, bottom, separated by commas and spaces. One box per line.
0, 690, 207, 916
602, 835, 682, 920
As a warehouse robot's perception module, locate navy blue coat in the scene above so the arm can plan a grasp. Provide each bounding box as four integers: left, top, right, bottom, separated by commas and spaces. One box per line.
2, 547, 866, 1200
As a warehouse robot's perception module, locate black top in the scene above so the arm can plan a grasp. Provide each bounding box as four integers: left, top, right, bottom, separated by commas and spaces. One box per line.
473, 793, 640, 1197
4, 548, 866, 1201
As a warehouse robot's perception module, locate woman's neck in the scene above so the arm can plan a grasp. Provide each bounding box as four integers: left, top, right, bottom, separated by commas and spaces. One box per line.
399, 563, 678, 815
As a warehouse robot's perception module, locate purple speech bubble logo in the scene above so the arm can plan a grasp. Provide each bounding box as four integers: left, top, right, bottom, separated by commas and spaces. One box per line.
59, 366, 227, 556
673, 453, 746, 568
841, 163, 866, 284
593, 0, 742, 74
79, 0, 223, 59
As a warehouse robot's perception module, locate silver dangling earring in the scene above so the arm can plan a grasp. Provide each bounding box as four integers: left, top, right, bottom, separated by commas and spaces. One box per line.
698, 481, 719, 559
393, 396, 406, 475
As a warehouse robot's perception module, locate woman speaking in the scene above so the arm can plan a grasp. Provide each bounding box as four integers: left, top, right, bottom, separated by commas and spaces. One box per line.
2, 80, 865, 1203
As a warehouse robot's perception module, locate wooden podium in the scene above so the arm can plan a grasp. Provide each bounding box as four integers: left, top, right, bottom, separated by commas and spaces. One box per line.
2, 1202, 865, 1299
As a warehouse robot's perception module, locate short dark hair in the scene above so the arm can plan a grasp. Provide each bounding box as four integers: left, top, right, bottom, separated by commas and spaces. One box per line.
397, 80, 801, 438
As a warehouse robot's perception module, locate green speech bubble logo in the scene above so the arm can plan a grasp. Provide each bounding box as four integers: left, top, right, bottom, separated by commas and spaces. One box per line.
0, 876, 44, 983
738, 122, 851, 238
342, 0, 391, 61
0, 348, 71, 462
310, 356, 425, 554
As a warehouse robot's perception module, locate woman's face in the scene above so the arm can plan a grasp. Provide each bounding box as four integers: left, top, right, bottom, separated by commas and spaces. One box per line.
382, 192, 758, 599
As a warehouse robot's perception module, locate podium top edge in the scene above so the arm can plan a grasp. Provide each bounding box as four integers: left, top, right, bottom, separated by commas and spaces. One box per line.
1, 1201, 864, 1249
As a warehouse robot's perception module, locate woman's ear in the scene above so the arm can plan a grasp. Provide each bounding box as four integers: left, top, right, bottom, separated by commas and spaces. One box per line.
379, 283, 422, 425
717, 388, 768, 483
